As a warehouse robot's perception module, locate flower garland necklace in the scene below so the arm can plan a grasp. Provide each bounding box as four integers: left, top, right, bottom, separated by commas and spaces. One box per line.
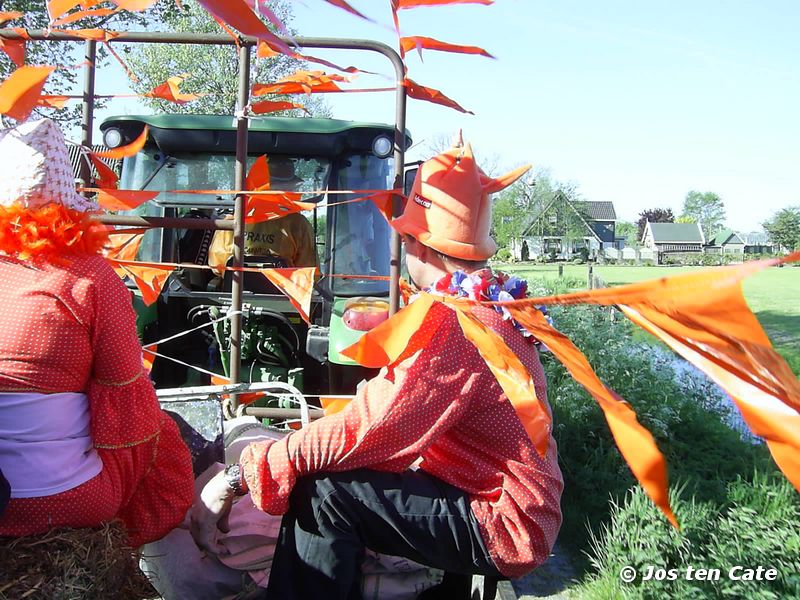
426, 269, 553, 347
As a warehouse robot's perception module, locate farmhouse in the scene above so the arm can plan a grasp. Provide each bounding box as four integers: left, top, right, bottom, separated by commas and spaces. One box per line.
706, 229, 745, 255
512, 194, 619, 260
641, 222, 705, 254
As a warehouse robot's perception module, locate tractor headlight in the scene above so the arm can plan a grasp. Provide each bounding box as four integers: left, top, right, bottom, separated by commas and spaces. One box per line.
102, 127, 123, 148
372, 135, 393, 158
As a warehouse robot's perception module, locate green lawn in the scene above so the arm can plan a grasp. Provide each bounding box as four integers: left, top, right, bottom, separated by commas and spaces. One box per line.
497, 262, 800, 375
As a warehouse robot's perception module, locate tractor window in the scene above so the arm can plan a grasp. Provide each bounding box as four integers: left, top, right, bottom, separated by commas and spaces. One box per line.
117, 150, 330, 263
328, 154, 394, 296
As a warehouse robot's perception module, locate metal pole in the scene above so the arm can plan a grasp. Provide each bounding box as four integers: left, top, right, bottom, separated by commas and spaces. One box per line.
78, 39, 96, 189
387, 54, 407, 316
228, 44, 251, 404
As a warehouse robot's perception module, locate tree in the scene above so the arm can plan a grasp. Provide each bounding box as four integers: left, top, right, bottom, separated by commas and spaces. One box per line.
491, 168, 583, 255
637, 208, 674, 241
125, 0, 329, 116
763, 206, 800, 252
0, 1, 147, 129
615, 221, 639, 247
681, 190, 726, 240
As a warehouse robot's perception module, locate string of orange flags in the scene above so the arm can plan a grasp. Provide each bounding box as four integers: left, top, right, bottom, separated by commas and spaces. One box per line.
343, 251, 800, 529
1, 0, 500, 120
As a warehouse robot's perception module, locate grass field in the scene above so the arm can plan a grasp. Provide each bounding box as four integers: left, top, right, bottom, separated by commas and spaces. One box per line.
498, 262, 800, 375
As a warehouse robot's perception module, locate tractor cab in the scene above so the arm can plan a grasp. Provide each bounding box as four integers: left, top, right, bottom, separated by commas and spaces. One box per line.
101, 114, 410, 399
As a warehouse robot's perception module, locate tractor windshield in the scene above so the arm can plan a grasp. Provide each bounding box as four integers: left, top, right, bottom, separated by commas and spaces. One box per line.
118, 148, 395, 296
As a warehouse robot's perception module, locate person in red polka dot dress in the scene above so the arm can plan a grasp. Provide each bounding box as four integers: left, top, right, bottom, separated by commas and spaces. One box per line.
192, 137, 564, 598
0, 119, 194, 547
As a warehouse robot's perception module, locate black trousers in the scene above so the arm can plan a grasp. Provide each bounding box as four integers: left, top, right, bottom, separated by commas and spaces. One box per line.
265, 469, 502, 600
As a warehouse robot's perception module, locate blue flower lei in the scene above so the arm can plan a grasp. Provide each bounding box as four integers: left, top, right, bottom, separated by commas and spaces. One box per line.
427, 269, 553, 347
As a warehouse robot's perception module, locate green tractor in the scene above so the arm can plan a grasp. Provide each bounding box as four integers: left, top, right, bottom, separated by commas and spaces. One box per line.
100, 113, 409, 403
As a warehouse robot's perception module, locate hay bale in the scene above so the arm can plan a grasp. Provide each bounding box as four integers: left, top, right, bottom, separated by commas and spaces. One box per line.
0, 521, 158, 600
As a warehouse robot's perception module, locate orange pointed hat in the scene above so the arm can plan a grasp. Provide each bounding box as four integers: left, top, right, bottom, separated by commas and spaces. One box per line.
393, 136, 531, 260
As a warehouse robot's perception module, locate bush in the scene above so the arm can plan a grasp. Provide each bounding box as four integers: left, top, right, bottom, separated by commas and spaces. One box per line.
494, 247, 512, 262
575, 473, 800, 599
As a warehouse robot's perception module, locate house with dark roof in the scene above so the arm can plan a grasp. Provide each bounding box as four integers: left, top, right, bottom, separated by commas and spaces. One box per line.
641, 222, 705, 254
706, 229, 745, 254
512, 194, 618, 260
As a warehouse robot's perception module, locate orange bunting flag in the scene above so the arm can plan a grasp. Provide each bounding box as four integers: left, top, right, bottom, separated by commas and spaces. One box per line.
252, 71, 352, 96
250, 99, 309, 115
242, 155, 314, 223
454, 304, 554, 456
110, 0, 157, 10
109, 260, 174, 306
365, 190, 404, 222
104, 231, 143, 264
93, 125, 148, 159
51, 7, 118, 26
142, 344, 157, 372
403, 78, 473, 114
87, 153, 119, 189
0, 38, 25, 67
259, 267, 318, 324
399, 36, 494, 59
144, 74, 201, 105
395, 0, 493, 7
243, 0, 290, 36
47, 0, 82, 21
97, 189, 159, 211
341, 253, 800, 527
36, 94, 71, 109
0, 65, 55, 122
506, 305, 677, 527
257, 40, 277, 58
0, 11, 24, 24
194, 0, 292, 56
323, 0, 371, 21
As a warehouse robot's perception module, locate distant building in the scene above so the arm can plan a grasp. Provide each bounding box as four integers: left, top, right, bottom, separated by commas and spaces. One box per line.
641, 222, 705, 254
706, 229, 745, 254
739, 231, 776, 254
512, 195, 618, 260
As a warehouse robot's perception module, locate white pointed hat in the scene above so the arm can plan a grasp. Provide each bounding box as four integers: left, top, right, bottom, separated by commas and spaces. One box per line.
0, 118, 97, 212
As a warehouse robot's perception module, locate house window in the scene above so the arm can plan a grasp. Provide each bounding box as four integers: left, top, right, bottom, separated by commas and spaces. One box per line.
548, 214, 557, 225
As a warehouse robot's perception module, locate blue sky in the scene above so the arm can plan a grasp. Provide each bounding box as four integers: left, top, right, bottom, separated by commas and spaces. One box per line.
97, 0, 800, 231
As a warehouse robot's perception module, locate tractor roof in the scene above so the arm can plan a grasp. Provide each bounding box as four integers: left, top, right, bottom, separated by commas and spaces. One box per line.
100, 114, 410, 157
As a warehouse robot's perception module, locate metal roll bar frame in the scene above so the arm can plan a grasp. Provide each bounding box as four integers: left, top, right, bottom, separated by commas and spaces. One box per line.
0, 30, 407, 407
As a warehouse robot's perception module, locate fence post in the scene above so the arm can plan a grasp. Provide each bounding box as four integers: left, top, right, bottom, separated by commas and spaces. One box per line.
558, 264, 563, 278
588, 265, 594, 289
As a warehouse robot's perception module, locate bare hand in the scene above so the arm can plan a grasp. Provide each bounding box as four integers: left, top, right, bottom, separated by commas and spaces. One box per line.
189, 471, 235, 555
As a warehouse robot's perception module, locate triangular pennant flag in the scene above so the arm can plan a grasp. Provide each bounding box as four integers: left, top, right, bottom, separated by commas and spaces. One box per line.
195, 0, 293, 56
507, 304, 677, 527
250, 99, 309, 115
144, 74, 201, 105
97, 189, 158, 210
403, 78, 473, 114
395, 0, 493, 7
0, 65, 55, 121
0, 38, 25, 67
93, 125, 148, 159
143, 344, 157, 372
111, 262, 174, 306
259, 267, 318, 324
400, 36, 494, 60
453, 303, 553, 456
88, 153, 119, 189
